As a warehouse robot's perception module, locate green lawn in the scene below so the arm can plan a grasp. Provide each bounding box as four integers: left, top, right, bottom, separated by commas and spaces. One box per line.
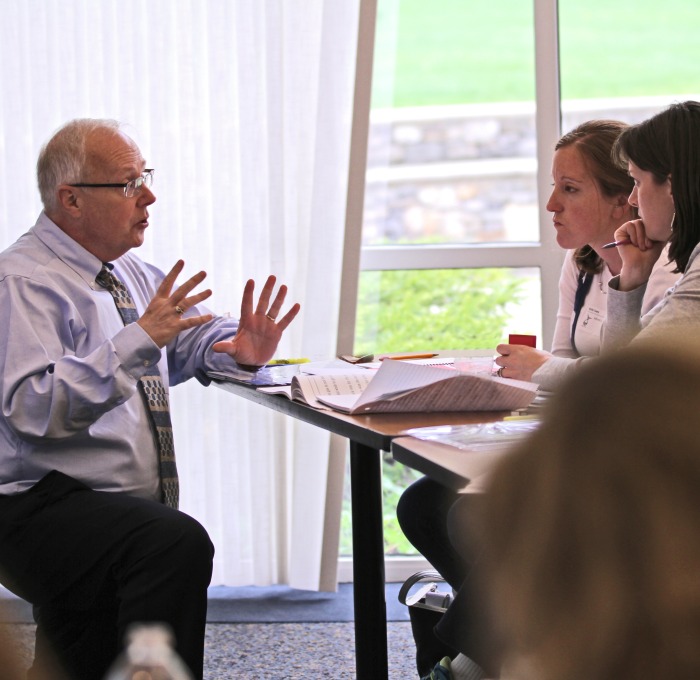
376, 0, 700, 107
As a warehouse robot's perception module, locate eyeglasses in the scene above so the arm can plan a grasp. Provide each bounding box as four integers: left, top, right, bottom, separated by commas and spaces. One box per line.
69, 169, 154, 198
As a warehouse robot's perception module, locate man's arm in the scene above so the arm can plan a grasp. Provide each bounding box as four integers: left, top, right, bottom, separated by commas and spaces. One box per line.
0, 276, 160, 440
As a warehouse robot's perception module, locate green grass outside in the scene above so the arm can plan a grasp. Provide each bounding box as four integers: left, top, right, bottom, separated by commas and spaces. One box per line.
377, 0, 700, 107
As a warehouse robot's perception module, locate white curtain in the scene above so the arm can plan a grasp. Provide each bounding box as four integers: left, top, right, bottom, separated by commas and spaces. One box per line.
0, 0, 359, 589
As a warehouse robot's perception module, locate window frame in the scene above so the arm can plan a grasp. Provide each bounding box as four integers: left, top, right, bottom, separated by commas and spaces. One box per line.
338, 0, 565, 357
337, 0, 564, 579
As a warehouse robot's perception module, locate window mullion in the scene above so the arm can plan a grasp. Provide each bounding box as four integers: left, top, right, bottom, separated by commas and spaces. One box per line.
534, 0, 563, 347
336, 0, 377, 356
361, 243, 553, 271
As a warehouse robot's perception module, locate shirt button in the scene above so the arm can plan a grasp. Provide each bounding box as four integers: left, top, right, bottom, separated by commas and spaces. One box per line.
144, 360, 151, 367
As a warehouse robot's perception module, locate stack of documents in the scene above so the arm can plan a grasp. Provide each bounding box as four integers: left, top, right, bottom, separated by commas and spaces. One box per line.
314, 359, 537, 414
209, 355, 539, 414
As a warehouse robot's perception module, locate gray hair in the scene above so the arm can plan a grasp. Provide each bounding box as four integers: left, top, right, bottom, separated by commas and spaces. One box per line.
37, 118, 122, 212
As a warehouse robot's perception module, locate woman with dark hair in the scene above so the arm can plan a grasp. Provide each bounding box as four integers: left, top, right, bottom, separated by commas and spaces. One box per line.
604, 100, 700, 349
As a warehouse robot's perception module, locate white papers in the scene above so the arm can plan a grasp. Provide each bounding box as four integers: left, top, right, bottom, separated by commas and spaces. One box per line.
404, 420, 541, 452
317, 359, 537, 414
260, 369, 376, 409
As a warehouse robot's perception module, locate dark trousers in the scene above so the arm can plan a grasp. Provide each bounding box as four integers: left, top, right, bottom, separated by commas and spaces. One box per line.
397, 477, 498, 676
0, 471, 214, 680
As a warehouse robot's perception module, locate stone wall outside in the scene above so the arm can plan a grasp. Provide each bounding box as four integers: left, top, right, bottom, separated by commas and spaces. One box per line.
363, 98, 675, 244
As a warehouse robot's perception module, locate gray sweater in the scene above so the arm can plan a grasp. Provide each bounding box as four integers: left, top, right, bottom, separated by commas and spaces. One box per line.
604, 242, 700, 351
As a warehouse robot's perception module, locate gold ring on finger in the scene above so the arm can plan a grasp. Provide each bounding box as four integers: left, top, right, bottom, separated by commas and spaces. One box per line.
266, 313, 277, 322
175, 305, 185, 316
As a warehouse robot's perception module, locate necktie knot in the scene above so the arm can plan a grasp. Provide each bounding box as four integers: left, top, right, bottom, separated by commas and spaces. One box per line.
96, 266, 119, 292
97, 267, 140, 323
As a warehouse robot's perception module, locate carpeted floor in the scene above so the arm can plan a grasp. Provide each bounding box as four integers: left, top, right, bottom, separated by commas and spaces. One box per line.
4, 621, 418, 679
1, 584, 420, 679
1, 583, 411, 625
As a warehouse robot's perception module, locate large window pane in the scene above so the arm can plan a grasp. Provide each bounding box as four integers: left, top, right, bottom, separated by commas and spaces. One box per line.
349, 0, 542, 559
559, 0, 700, 130
559, 0, 700, 101
365, 0, 538, 247
341, 267, 540, 557
355, 268, 541, 356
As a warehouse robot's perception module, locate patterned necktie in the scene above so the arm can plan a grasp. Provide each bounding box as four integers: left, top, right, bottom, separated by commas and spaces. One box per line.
96, 265, 179, 508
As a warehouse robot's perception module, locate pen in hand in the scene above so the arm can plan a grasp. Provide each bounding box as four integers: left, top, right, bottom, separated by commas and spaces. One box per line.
378, 352, 438, 361
602, 238, 632, 249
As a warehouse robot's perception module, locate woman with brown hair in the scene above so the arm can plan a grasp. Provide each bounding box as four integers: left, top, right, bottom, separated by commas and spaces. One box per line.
398, 119, 678, 680
494, 119, 676, 387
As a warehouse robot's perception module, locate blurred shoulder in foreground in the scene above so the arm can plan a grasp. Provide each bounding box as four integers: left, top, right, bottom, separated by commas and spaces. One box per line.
476, 334, 700, 680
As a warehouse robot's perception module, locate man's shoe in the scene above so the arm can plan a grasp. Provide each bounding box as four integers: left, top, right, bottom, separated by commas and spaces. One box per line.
420, 656, 453, 680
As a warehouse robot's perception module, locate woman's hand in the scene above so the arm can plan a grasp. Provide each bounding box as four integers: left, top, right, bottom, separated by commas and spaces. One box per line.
613, 219, 666, 292
494, 344, 552, 382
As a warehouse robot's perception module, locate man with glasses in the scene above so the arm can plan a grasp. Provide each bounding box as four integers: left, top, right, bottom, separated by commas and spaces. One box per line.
0, 119, 300, 680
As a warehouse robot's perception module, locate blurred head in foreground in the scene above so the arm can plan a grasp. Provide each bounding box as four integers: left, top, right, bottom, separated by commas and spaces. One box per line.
477, 339, 700, 680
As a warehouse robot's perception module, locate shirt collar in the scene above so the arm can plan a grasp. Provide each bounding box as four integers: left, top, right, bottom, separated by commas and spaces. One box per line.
34, 212, 107, 288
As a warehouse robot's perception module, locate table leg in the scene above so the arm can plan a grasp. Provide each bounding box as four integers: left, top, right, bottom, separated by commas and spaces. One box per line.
350, 441, 389, 679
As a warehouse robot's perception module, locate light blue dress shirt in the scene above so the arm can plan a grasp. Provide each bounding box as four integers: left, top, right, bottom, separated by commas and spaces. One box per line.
0, 212, 239, 498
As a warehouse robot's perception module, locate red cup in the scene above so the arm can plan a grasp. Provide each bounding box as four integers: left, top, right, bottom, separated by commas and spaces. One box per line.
509, 334, 537, 348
